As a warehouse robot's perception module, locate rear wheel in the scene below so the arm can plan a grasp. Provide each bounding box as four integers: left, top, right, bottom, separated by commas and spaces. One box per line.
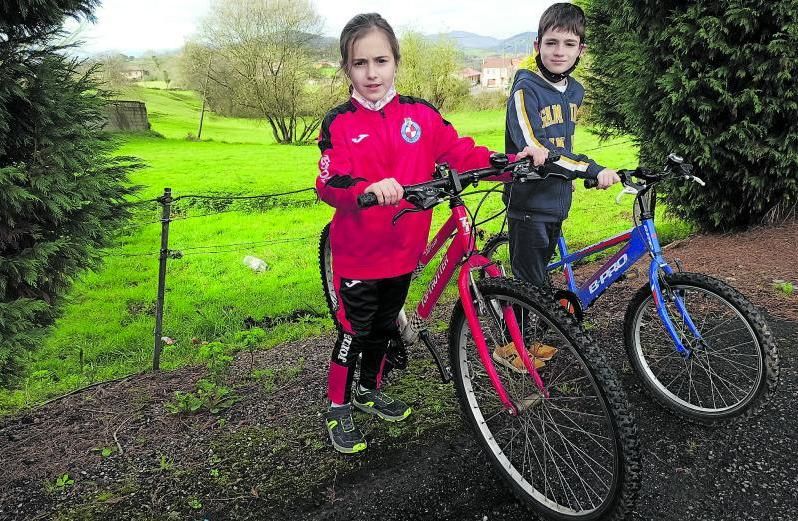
449, 277, 640, 520
319, 222, 337, 322
480, 232, 512, 276
624, 272, 779, 424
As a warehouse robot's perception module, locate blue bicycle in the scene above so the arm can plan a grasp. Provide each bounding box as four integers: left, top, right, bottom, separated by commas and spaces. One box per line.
481, 154, 779, 424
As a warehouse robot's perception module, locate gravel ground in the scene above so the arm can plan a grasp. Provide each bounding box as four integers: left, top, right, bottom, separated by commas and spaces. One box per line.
0, 222, 795, 521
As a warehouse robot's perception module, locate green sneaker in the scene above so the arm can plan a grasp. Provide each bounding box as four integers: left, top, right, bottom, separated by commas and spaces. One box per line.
353, 387, 412, 422
324, 404, 367, 454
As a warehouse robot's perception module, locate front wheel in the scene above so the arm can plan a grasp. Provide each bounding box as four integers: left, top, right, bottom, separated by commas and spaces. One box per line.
624, 272, 779, 424
449, 277, 640, 520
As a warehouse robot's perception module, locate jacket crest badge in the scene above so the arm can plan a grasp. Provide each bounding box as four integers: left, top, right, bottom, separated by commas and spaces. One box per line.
401, 117, 422, 143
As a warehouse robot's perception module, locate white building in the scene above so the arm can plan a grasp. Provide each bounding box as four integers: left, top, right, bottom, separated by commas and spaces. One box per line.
480, 56, 523, 90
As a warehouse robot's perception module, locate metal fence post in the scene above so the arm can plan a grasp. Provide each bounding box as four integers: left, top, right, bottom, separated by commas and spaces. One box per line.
153, 187, 172, 371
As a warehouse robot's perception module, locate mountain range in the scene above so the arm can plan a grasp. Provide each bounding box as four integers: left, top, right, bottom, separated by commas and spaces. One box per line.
308, 30, 535, 56
86, 30, 536, 59
434, 31, 536, 53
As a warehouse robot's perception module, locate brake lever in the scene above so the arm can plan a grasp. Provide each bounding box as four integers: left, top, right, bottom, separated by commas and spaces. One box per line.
391, 192, 443, 225
515, 170, 544, 183
392, 207, 426, 225
618, 169, 645, 192
615, 186, 639, 204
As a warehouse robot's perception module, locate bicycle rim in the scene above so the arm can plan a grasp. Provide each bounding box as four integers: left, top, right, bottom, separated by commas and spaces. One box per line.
452, 284, 624, 517
319, 222, 337, 320
483, 234, 513, 275
630, 280, 764, 416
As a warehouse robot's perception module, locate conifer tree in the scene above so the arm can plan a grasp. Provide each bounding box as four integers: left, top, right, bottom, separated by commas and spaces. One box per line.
584, 0, 798, 229
0, 0, 139, 382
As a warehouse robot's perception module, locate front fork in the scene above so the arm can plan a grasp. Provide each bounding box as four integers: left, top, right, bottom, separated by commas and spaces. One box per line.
457, 259, 549, 416
648, 260, 703, 357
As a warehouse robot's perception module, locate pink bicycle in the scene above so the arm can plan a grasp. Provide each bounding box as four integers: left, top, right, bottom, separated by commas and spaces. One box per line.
320, 155, 640, 520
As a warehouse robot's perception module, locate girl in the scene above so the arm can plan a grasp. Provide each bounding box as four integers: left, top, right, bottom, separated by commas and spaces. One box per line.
316, 12, 545, 454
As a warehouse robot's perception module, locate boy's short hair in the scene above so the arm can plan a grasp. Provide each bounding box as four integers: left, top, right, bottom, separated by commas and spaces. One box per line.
537, 3, 586, 43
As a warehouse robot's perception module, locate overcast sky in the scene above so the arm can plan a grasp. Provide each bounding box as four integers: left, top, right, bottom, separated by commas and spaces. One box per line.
64, 0, 561, 55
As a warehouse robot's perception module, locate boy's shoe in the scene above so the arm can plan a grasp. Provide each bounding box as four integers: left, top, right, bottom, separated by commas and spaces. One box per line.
353, 387, 412, 422
492, 341, 559, 374
324, 404, 367, 454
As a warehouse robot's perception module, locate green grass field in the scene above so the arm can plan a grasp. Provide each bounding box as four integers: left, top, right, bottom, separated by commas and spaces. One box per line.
0, 85, 692, 412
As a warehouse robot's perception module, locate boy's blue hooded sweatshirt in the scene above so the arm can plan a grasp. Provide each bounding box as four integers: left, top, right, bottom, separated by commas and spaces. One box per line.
503, 68, 605, 222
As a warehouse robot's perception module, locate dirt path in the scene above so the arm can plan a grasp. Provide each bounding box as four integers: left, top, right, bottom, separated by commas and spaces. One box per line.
0, 222, 795, 520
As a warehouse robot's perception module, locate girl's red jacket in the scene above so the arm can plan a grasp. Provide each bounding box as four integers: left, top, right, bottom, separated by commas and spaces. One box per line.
316, 95, 504, 280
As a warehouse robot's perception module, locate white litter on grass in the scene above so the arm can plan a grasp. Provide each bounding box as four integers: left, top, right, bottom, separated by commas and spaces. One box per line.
243, 255, 268, 273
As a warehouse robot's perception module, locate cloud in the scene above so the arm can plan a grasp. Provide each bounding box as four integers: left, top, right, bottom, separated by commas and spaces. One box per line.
65, 0, 557, 54
64, 0, 211, 54
318, 0, 556, 39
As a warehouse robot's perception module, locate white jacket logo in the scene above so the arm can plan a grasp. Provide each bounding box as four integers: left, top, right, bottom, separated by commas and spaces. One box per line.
589, 254, 628, 294
352, 134, 369, 143
319, 154, 331, 182
337, 334, 353, 362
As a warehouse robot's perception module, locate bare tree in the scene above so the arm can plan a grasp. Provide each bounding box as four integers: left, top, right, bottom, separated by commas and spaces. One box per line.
150, 54, 172, 88
185, 0, 345, 144
93, 53, 131, 90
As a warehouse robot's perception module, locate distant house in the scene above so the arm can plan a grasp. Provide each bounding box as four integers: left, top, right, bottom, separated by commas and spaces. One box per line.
460, 67, 482, 87
480, 56, 523, 90
314, 60, 338, 69
123, 69, 150, 81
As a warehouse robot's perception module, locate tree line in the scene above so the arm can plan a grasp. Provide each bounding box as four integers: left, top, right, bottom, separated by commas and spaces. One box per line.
179, 0, 472, 144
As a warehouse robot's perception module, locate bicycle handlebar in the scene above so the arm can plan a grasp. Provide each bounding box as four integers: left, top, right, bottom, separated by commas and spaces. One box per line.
582, 153, 704, 190
357, 153, 583, 209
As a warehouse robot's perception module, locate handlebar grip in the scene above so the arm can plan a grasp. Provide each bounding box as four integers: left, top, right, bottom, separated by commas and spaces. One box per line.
584, 178, 599, 189
357, 192, 379, 208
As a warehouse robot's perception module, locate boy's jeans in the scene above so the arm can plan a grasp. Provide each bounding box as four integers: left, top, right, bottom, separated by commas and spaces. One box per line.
507, 214, 562, 290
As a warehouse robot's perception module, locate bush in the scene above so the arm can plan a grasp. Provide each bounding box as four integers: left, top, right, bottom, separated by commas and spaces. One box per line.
456, 90, 508, 112
584, 0, 798, 230
0, 1, 140, 383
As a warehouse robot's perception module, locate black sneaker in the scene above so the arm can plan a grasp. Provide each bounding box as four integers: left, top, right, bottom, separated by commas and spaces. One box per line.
324, 404, 367, 454
353, 387, 412, 422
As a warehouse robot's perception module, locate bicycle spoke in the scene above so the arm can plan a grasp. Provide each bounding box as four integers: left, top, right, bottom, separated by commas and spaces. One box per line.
691, 354, 752, 396
701, 350, 759, 377
545, 402, 614, 454
700, 325, 755, 340
541, 405, 612, 492
528, 408, 603, 510
706, 344, 759, 356
536, 412, 580, 510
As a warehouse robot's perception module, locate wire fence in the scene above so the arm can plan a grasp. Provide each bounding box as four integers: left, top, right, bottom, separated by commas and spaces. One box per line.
112, 186, 326, 370
115, 138, 631, 370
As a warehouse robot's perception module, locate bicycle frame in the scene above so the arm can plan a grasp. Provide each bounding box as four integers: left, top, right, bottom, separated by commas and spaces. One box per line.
413, 199, 548, 415
550, 216, 702, 357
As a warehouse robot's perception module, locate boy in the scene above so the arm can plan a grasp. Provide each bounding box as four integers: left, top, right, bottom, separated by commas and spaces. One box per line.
503, 2, 620, 290
493, 3, 619, 373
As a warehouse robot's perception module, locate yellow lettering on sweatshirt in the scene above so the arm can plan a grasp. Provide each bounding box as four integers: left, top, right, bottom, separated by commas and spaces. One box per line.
552, 104, 563, 125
